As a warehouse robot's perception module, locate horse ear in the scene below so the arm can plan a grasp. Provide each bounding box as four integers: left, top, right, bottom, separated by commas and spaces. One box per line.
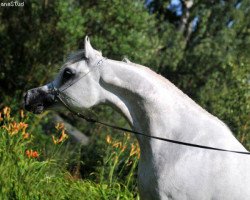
84, 36, 95, 59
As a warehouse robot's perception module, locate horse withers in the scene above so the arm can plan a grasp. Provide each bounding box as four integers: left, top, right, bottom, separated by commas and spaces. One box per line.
24, 36, 250, 200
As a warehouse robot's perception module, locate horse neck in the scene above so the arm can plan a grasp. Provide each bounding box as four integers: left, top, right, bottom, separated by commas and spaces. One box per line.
98, 59, 245, 168
99, 59, 203, 142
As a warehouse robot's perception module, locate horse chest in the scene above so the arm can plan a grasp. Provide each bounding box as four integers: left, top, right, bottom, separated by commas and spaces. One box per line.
137, 159, 180, 200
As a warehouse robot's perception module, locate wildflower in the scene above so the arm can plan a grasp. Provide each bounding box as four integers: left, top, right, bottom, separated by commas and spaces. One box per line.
3, 107, 11, 120
0, 112, 3, 122
52, 129, 68, 144
20, 109, 24, 119
3, 122, 19, 135
32, 151, 39, 158
112, 142, 122, 149
52, 135, 57, 144
19, 122, 28, 133
3, 121, 29, 136
55, 122, 65, 130
58, 129, 68, 143
121, 145, 127, 152
22, 132, 29, 139
129, 144, 136, 157
130, 143, 140, 158
25, 150, 39, 158
3, 107, 10, 115
106, 135, 112, 144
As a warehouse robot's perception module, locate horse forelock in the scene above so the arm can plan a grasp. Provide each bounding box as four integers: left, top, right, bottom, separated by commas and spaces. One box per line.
66, 50, 87, 64
65, 49, 102, 65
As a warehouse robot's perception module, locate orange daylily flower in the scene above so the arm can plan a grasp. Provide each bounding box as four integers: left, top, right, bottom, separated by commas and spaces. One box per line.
22, 133, 30, 139
129, 143, 140, 158
3, 107, 10, 115
129, 144, 136, 157
20, 109, 24, 119
55, 122, 65, 130
25, 150, 39, 158
3, 121, 28, 136
52, 129, 68, 144
106, 135, 112, 144
121, 145, 127, 152
0, 112, 3, 122
32, 151, 39, 158
3, 107, 11, 120
3, 122, 19, 135
19, 122, 28, 133
112, 142, 122, 148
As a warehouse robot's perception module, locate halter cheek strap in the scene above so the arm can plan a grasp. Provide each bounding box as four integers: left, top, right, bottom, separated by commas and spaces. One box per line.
50, 59, 103, 123
50, 57, 106, 112
58, 58, 106, 93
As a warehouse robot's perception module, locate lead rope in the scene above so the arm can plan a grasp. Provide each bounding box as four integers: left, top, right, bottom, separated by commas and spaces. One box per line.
54, 90, 250, 155
51, 61, 250, 155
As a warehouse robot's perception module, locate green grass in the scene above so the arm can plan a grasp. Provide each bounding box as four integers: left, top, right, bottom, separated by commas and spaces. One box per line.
0, 107, 139, 199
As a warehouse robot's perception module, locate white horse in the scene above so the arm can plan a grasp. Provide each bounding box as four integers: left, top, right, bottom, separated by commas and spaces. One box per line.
24, 36, 250, 200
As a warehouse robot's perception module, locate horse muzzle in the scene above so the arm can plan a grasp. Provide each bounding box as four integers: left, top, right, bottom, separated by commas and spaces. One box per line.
24, 88, 55, 114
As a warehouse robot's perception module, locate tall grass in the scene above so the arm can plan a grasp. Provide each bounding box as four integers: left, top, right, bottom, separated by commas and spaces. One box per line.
0, 107, 140, 199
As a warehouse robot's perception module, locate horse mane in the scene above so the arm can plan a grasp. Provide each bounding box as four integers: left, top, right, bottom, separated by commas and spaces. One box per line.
120, 58, 216, 117
121, 57, 173, 88
122, 57, 132, 63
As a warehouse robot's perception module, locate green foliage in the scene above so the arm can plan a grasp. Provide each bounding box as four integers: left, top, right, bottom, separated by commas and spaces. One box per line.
0, 0, 159, 97
79, 0, 160, 67
0, 107, 139, 199
0, 0, 84, 95
198, 61, 250, 148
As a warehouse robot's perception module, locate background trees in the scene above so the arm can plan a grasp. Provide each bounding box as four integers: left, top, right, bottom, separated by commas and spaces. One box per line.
148, 0, 250, 147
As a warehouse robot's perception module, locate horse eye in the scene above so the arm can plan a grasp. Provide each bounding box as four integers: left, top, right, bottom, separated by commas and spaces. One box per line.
62, 68, 74, 81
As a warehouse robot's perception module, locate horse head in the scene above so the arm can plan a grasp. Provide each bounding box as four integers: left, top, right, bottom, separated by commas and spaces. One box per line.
24, 36, 104, 114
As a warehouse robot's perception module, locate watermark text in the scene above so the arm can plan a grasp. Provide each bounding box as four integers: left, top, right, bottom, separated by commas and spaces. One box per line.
1, 1, 24, 7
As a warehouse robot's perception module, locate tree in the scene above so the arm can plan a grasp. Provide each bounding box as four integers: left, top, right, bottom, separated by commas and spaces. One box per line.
79, 0, 159, 66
